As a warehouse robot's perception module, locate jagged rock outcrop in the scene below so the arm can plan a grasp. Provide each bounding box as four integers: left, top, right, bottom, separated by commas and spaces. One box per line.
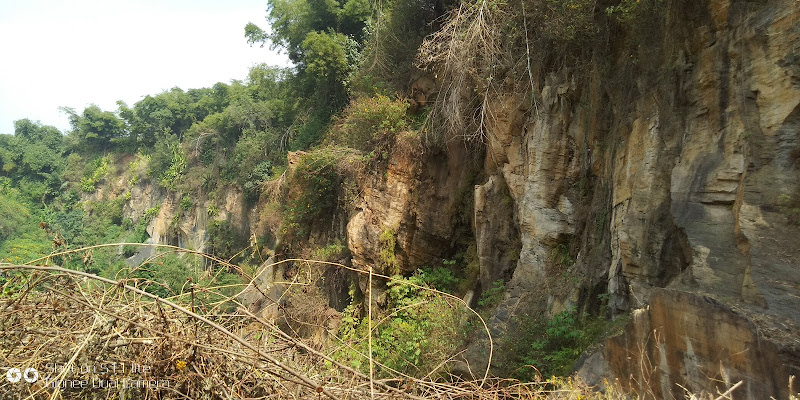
349, 0, 800, 397
464, 1, 800, 397
89, 156, 257, 257
85, 1, 799, 395
347, 139, 480, 275
581, 288, 793, 399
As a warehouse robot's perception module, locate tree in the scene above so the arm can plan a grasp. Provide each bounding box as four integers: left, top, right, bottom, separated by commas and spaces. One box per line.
0, 193, 31, 242
1, 120, 65, 202
64, 105, 126, 152
245, 0, 372, 150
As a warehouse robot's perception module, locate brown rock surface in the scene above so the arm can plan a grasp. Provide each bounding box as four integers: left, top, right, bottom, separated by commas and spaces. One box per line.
347, 139, 479, 275
600, 289, 791, 400
460, 0, 800, 393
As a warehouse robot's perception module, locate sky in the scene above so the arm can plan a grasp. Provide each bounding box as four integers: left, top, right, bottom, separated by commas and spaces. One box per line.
0, 0, 288, 135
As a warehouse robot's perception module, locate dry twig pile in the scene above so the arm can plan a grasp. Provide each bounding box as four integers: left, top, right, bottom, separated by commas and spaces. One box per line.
0, 247, 617, 399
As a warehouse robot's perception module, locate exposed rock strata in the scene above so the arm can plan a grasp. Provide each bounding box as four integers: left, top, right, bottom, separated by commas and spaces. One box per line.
345, 0, 800, 396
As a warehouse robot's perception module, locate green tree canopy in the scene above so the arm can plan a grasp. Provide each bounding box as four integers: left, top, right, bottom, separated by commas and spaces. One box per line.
0, 120, 65, 202
64, 105, 126, 152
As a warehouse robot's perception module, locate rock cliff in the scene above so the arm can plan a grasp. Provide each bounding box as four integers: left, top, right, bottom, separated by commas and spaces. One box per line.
342, 0, 800, 397
88, 1, 799, 397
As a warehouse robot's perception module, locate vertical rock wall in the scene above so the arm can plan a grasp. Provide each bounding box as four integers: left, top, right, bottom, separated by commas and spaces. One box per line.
345, 0, 800, 396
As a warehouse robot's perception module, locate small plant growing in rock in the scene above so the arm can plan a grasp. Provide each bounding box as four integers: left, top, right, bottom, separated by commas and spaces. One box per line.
378, 229, 399, 275
144, 205, 161, 223
478, 279, 506, 308
180, 195, 193, 211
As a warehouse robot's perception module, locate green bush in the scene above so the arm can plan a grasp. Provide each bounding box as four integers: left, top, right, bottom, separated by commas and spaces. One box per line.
334, 272, 467, 377
311, 241, 348, 262
130, 254, 197, 298
281, 150, 344, 244
355, 0, 439, 91
161, 145, 186, 189
180, 195, 193, 211
207, 220, 247, 261
550, 242, 574, 267
91, 198, 125, 226
127, 153, 149, 186
327, 95, 409, 154
419, 265, 458, 293
378, 229, 399, 275
80, 155, 111, 193
147, 132, 186, 189
505, 306, 607, 380
144, 205, 161, 222
478, 279, 506, 308
0, 194, 32, 242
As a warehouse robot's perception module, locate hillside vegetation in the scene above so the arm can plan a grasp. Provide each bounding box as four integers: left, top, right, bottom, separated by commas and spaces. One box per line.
2, 0, 799, 398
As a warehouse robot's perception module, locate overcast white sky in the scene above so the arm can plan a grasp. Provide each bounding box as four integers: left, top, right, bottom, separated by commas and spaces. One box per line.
0, 0, 288, 135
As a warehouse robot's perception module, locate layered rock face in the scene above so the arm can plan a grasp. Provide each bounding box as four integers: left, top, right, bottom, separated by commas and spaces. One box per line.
89, 155, 256, 260
345, 0, 799, 397
585, 289, 794, 399
487, 1, 799, 396
347, 140, 479, 275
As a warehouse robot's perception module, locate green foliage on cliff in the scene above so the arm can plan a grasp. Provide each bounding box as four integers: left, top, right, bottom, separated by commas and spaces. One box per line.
207, 220, 248, 261
503, 306, 608, 379
327, 95, 410, 155
378, 229, 399, 275
80, 155, 111, 193
281, 150, 344, 246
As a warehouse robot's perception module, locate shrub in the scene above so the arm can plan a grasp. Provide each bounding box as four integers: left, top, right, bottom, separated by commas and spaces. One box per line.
327, 95, 409, 154
505, 306, 608, 380
478, 279, 506, 308
131, 253, 197, 298
334, 273, 468, 377
148, 132, 186, 189
207, 220, 247, 261
242, 160, 273, 204
419, 265, 459, 293
0, 194, 31, 242
127, 153, 150, 186
62, 153, 85, 183
180, 195, 193, 211
311, 241, 348, 262
91, 198, 125, 226
160, 145, 186, 189
354, 0, 439, 91
281, 150, 349, 245
80, 155, 111, 193
550, 242, 574, 267
144, 205, 161, 222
